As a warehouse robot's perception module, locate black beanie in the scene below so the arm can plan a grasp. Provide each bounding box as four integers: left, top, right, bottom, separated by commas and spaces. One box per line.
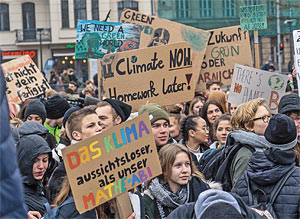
263, 113, 297, 150
200, 202, 243, 219
104, 99, 132, 122
45, 95, 70, 119
24, 100, 47, 124
278, 93, 300, 114
63, 106, 81, 128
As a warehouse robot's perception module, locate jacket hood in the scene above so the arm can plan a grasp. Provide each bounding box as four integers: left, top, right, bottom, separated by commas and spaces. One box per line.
226, 130, 270, 149
18, 121, 49, 138
247, 148, 296, 186
17, 134, 51, 185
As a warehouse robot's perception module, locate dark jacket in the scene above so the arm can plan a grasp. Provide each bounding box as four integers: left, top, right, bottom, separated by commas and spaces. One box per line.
234, 148, 300, 219
18, 121, 58, 183
17, 134, 52, 216
143, 176, 209, 218
0, 68, 27, 218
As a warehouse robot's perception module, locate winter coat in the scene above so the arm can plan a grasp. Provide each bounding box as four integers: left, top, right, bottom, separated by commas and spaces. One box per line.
18, 121, 58, 182
0, 68, 27, 218
226, 130, 270, 191
143, 176, 209, 218
234, 148, 300, 219
17, 134, 52, 216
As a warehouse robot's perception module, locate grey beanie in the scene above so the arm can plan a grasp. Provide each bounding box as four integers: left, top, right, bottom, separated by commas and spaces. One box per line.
194, 189, 242, 219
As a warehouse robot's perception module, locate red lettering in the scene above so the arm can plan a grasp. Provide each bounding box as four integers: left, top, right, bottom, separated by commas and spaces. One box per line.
82, 192, 95, 210
269, 91, 279, 110
67, 152, 80, 170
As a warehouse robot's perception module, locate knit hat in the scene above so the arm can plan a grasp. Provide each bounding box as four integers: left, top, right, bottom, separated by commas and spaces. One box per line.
138, 103, 169, 124
24, 100, 47, 124
104, 99, 132, 122
263, 113, 297, 150
194, 189, 242, 219
45, 95, 70, 119
62, 106, 81, 128
278, 93, 300, 114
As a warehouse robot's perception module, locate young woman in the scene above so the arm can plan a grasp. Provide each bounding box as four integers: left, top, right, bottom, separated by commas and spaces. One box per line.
207, 91, 228, 113
17, 134, 52, 216
201, 100, 224, 143
143, 143, 209, 218
210, 114, 232, 149
188, 97, 205, 116
181, 115, 210, 165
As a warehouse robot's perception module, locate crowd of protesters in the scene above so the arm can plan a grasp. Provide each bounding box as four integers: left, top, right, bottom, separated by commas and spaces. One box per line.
2, 63, 300, 219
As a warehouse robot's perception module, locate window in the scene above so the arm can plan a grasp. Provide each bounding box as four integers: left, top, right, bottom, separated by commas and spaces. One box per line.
200, 0, 212, 17
117, 1, 138, 20
22, 2, 36, 40
268, 0, 276, 16
0, 3, 9, 31
61, 0, 69, 28
223, 0, 236, 17
245, 0, 258, 6
176, 0, 190, 18
74, 0, 86, 27
92, 0, 99, 20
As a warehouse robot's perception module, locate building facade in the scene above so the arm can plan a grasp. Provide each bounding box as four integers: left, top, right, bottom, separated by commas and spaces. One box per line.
158, 0, 300, 73
0, 0, 153, 81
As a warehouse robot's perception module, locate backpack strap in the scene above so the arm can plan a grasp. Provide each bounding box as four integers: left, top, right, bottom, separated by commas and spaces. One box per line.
268, 166, 297, 205
246, 166, 297, 205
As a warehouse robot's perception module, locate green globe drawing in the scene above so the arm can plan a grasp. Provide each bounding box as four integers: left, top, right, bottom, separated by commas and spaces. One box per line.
268, 75, 285, 90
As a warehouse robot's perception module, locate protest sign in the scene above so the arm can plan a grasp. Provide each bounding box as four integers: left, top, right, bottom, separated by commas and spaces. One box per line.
1, 55, 51, 103
293, 29, 300, 96
75, 20, 141, 59
62, 113, 161, 214
101, 42, 194, 111
198, 25, 252, 90
120, 9, 209, 90
240, 4, 267, 31
228, 64, 288, 113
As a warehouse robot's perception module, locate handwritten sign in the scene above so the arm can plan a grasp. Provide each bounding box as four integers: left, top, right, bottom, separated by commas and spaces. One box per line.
198, 25, 252, 91
240, 4, 267, 31
293, 29, 300, 96
1, 55, 51, 103
75, 20, 141, 59
228, 64, 288, 113
62, 113, 161, 214
120, 9, 209, 90
101, 42, 194, 111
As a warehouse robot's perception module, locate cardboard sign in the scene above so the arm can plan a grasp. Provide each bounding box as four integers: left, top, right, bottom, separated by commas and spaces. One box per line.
75, 20, 141, 59
293, 29, 300, 96
101, 42, 194, 111
240, 4, 267, 31
198, 25, 252, 90
120, 9, 209, 90
1, 55, 51, 103
62, 113, 161, 214
228, 64, 288, 113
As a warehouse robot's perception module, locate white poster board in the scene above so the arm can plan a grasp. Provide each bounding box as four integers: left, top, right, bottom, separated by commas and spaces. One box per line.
293, 30, 300, 96
228, 64, 288, 113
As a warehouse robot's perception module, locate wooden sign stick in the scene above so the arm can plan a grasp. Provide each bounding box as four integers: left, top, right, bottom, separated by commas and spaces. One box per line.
254, 30, 260, 69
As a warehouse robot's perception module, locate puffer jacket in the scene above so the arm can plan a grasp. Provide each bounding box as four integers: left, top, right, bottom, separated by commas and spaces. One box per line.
234, 148, 300, 219
17, 134, 52, 216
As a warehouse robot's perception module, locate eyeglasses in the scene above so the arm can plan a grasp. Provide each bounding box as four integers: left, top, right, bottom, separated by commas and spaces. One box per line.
252, 115, 271, 123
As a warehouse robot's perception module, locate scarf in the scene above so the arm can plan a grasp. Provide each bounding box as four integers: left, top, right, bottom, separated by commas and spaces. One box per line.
149, 177, 189, 218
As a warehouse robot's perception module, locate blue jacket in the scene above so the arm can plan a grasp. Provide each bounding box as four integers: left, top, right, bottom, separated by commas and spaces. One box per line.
0, 67, 27, 218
